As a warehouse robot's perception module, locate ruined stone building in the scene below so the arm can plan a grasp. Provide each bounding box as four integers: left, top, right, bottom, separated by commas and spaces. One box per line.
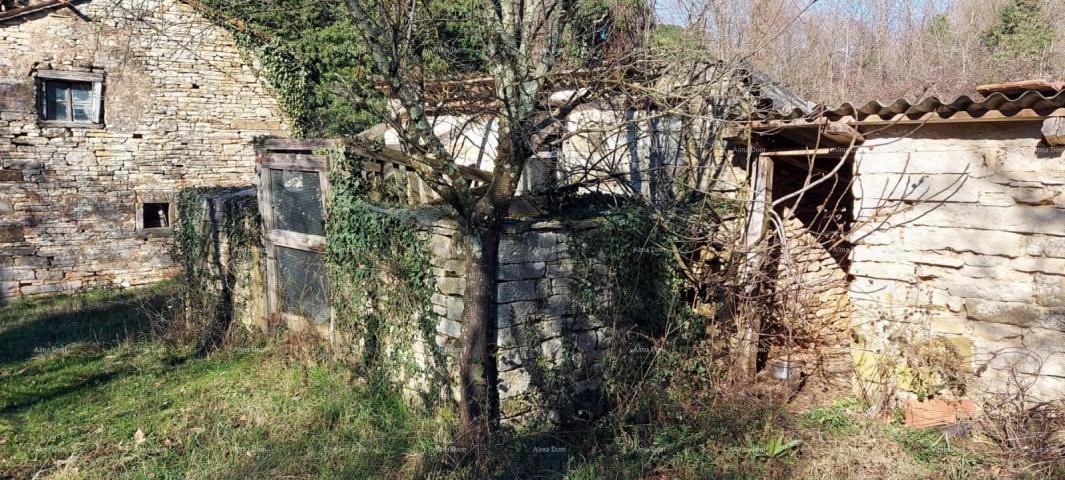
0, 0, 287, 300
754, 81, 1065, 402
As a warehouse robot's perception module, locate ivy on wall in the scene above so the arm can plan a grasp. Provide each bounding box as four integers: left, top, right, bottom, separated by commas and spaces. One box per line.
175, 187, 261, 351
324, 147, 450, 394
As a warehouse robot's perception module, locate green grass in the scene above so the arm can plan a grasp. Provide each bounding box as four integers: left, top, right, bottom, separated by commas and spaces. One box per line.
0, 285, 452, 479
0, 286, 1019, 479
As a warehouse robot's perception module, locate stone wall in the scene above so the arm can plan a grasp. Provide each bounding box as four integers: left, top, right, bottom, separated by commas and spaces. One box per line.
419, 218, 612, 422
848, 122, 1065, 402
179, 187, 265, 334
0, 0, 287, 301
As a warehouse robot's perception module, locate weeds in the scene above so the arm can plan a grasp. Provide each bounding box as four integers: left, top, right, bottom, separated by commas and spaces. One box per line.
0, 286, 1040, 479
751, 436, 802, 460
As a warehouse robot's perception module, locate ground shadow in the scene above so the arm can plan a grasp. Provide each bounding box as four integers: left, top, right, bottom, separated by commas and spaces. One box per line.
0, 288, 167, 365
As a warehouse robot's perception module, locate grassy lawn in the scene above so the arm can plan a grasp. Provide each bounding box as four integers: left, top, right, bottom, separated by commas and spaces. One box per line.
0, 285, 448, 479
0, 285, 1023, 479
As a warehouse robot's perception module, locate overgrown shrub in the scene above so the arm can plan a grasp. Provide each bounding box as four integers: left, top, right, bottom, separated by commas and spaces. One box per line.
172, 187, 262, 352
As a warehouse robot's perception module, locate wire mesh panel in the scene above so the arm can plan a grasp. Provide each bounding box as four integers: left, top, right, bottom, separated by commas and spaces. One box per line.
276, 246, 329, 324
270, 169, 325, 236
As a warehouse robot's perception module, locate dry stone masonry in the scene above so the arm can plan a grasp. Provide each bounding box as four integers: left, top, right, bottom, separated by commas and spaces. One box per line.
421, 218, 612, 421
848, 122, 1065, 401
0, 0, 287, 301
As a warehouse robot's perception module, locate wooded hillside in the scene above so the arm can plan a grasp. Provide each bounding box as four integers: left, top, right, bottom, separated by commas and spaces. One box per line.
673, 0, 1065, 105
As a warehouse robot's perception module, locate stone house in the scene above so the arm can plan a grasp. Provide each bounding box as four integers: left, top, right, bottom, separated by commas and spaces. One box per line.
0, 0, 287, 301
753, 81, 1065, 402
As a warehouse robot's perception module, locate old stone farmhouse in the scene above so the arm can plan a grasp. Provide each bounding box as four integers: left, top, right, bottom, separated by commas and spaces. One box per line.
0, 0, 286, 300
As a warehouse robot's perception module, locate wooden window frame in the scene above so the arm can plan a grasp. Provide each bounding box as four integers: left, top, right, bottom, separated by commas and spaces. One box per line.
135, 192, 176, 238
36, 70, 104, 128
257, 140, 333, 332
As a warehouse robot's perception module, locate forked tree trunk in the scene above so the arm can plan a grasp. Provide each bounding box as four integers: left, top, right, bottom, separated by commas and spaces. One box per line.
458, 222, 501, 451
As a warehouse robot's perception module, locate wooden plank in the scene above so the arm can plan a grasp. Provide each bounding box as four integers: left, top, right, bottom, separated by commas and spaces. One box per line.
759, 147, 847, 157
264, 241, 279, 325
262, 138, 337, 151
823, 121, 864, 144
257, 159, 279, 324
36, 70, 104, 82
348, 143, 494, 183
37, 120, 104, 129
267, 230, 326, 253
418, 176, 434, 204
735, 156, 773, 378
977, 80, 1065, 96
259, 153, 329, 171
357, 123, 390, 140
406, 168, 420, 205
0, 0, 65, 21
257, 164, 276, 232
318, 170, 331, 213
742, 156, 774, 261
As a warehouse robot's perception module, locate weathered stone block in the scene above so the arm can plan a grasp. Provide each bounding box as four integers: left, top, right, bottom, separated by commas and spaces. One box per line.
1026, 236, 1065, 258
497, 368, 531, 400
435, 317, 462, 339
0, 169, 22, 181
929, 314, 968, 335
971, 320, 1026, 343
497, 280, 539, 303
499, 232, 560, 264
949, 279, 1033, 303
850, 261, 916, 281
1034, 274, 1065, 307
901, 226, 1024, 257
0, 225, 24, 243
436, 276, 464, 296
965, 299, 1063, 330
1012, 187, 1057, 206
497, 262, 546, 281
497, 301, 540, 328
1011, 257, 1065, 275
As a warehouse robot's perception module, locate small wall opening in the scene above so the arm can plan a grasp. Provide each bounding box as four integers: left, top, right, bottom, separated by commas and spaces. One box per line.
142, 202, 171, 229
771, 155, 854, 269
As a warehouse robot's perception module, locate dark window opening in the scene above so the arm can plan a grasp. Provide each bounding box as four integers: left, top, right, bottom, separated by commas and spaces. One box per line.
41, 80, 95, 122
771, 156, 854, 269
142, 203, 170, 229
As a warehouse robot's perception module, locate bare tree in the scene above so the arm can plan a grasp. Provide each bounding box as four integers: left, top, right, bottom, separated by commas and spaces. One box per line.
341, 0, 622, 449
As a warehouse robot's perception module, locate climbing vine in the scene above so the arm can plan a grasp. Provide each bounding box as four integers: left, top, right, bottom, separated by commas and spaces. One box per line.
175, 187, 261, 351
324, 146, 449, 392
566, 202, 685, 337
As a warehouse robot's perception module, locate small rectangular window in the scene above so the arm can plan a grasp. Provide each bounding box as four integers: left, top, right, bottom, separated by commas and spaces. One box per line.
142, 203, 171, 229
42, 80, 95, 122
36, 70, 103, 126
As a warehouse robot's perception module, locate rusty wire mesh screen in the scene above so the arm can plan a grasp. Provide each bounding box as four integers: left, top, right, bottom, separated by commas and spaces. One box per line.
270, 169, 325, 236
276, 246, 329, 323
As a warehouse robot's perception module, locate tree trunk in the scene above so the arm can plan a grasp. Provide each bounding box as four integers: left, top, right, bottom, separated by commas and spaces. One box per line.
458, 222, 501, 453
